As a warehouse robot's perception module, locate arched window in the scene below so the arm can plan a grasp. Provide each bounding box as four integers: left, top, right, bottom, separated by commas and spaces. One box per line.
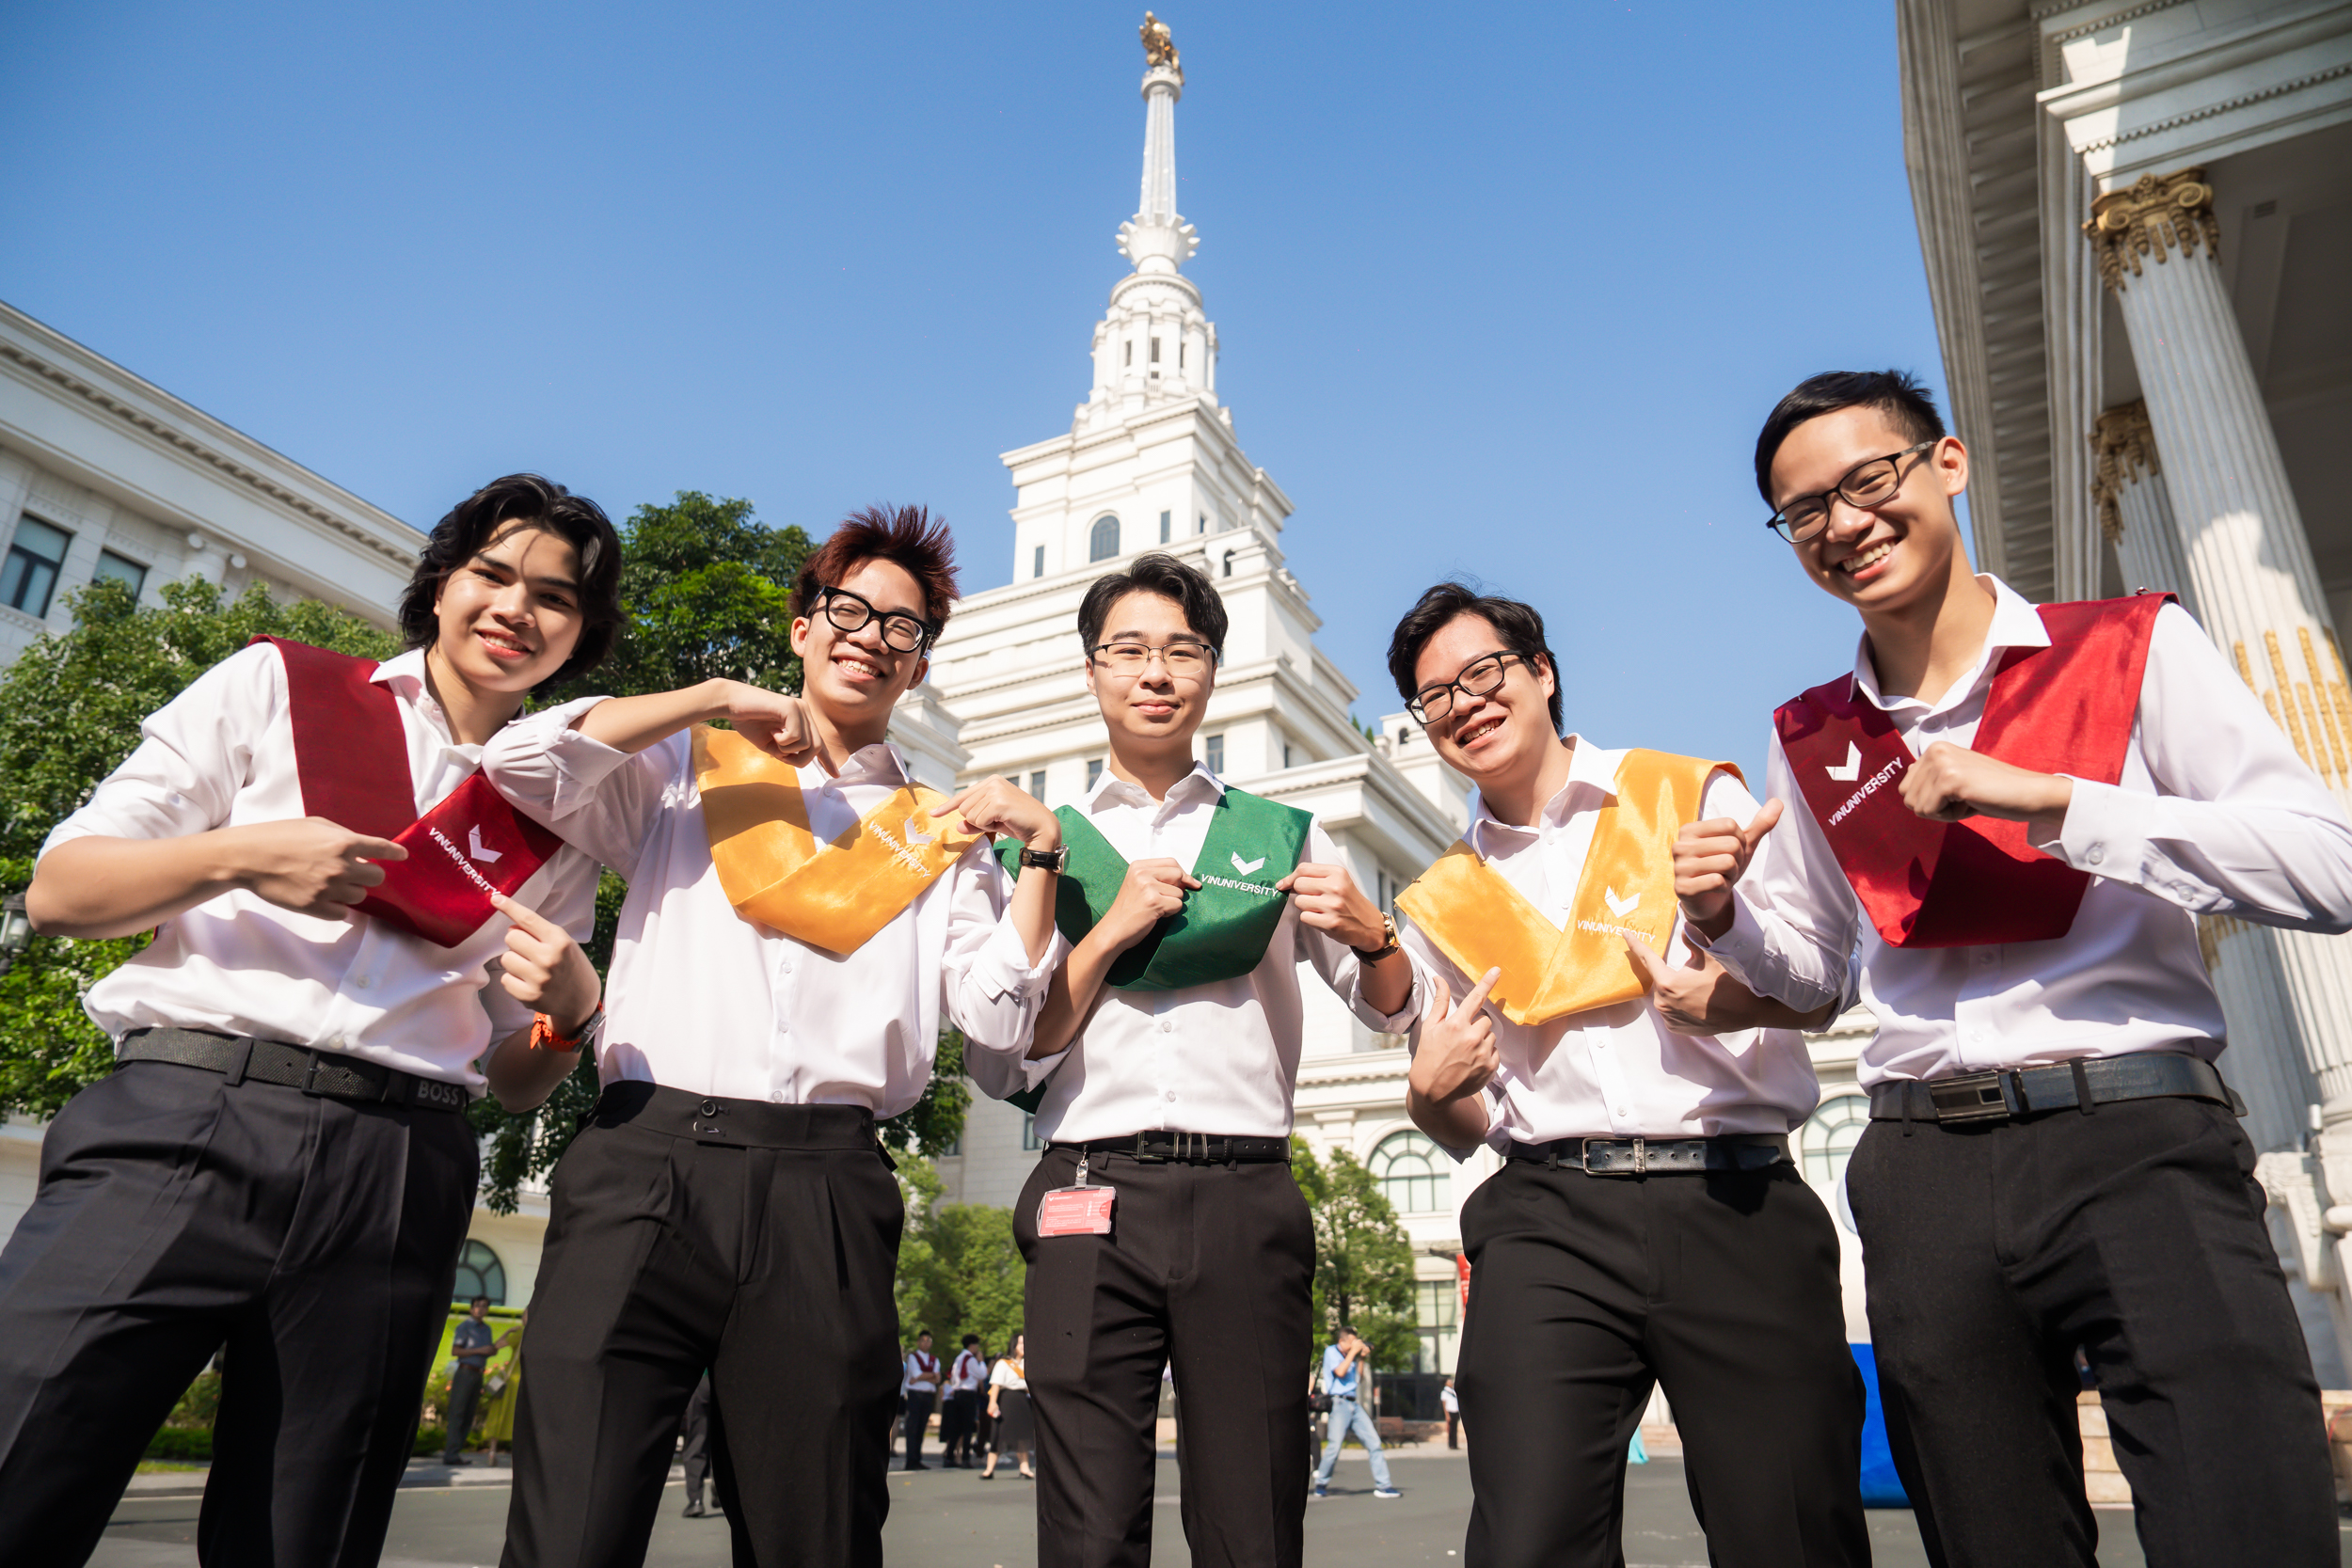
1089, 515, 1120, 562
1801, 1093, 1870, 1188
452, 1240, 506, 1306
1372, 1131, 1449, 1214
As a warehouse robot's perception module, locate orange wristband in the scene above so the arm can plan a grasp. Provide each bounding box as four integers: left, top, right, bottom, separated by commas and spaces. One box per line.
530, 1003, 601, 1053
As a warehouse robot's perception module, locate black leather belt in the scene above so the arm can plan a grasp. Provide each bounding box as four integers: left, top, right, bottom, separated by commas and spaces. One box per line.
1055, 1132, 1292, 1164
589, 1082, 881, 1149
118, 1026, 470, 1114
1868, 1051, 2240, 1125
1504, 1133, 1791, 1175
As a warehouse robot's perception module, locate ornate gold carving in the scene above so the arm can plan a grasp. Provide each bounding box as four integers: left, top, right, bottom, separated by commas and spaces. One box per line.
2088, 400, 2159, 545
1141, 11, 1181, 75
2085, 167, 2219, 293
2198, 911, 2247, 974
2299, 626, 2351, 780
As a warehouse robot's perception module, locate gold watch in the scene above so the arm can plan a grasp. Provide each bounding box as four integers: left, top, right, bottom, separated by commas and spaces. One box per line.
1351, 912, 1401, 962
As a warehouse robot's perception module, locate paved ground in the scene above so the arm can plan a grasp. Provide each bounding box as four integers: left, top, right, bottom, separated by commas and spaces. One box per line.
89, 1443, 2331, 1566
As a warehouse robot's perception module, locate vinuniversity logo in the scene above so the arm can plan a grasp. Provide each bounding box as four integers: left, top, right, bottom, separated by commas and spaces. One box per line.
1824, 741, 1863, 783
864, 816, 935, 877
1826, 753, 1907, 828
468, 825, 503, 863
1602, 885, 1640, 919
1200, 849, 1281, 899
429, 826, 501, 895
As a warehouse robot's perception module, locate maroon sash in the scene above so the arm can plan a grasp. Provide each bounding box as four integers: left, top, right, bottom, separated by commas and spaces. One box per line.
1775, 595, 2169, 949
258, 637, 562, 947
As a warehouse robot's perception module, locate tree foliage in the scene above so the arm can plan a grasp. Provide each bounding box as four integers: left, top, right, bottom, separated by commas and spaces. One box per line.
892, 1157, 1025, 1354
1291, 1137, 1421, 1370
0, 578, 396, 1119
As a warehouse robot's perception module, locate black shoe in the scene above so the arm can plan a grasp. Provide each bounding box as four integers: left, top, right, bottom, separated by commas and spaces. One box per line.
683, 1500, 706, 1518
906, 1463, 929, 1470
442, 1455, 470, 1467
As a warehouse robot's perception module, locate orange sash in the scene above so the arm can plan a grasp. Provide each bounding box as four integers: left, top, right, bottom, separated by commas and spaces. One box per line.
691, 724, 979, 954
1396, 750, 1731, 1026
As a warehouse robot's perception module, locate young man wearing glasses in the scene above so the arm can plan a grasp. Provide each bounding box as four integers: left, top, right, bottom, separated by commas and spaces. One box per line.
1686, 370, 2352, 1564
1001, 552, 1421, 1568
1386, 583, 1867, 1568
478, 506, 1067, 1568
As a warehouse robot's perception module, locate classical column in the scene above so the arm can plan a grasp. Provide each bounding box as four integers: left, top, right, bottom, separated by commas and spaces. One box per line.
2090, 169, 2352, 1293
2089, 401, 2197, 612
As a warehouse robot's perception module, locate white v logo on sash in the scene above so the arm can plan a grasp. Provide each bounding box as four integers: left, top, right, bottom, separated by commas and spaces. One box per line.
905, 816, 936, 847
1824, 741, 1863, 783
468, 825, 503, 863
1232, 852, 1266, 876
1603, 885, 1639, 918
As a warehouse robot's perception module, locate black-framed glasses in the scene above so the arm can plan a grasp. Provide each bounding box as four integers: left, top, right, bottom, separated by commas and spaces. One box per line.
816, 585, 936, 652
1765, 440, 1938, 543
1088, 638, 1217, 678
1407, 650, 1524, 724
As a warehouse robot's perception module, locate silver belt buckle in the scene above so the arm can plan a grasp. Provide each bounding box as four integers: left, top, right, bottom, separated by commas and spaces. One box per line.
1929, 1071, 2017, 1124
1580, 1136, 1647, 1175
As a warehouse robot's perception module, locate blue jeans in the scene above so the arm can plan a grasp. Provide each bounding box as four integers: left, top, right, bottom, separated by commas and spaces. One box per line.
1313, 1397, 1392, 1489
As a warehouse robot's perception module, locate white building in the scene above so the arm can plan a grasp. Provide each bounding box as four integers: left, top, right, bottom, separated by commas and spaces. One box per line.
1897, 0, 2352, 1382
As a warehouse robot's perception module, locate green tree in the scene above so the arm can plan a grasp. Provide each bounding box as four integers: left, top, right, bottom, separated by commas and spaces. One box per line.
1291, 1137, 1420, 1370
892, 1155, 1025, 1354
0, 578, 396, 1118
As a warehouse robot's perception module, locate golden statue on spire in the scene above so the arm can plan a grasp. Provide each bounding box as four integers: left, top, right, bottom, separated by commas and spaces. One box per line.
1141, 12, 1180, 74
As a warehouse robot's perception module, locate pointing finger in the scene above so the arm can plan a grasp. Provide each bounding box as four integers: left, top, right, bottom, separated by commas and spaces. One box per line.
1459, 966, 1502, 1017
1622, 933, 1667, 987
356, 837, 408, 863
490, 891, 561, 941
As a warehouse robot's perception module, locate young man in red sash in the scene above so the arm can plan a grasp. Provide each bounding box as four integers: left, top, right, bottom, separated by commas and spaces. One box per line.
0, 474, 620, 1568
1686, 370, 2352, 1566
1386, 583, 1867, 1568
477, 506, 1065, 1568
1000, 553, 1420, 1568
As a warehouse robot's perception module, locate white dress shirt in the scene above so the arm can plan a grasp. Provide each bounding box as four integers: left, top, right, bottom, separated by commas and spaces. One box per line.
1023, 764, 1422, 1144
902, 1350, 940, 1393
478, 702, 1051, 1115
949, 1348, 987, 1394
989, 1356, 1027, 1392
1701, 577, 2352, 1086
40, 643, 601, 1087
1399, 738, 1821, 1157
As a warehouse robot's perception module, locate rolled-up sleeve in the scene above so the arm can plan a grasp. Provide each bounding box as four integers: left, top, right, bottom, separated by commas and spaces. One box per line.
943, 845, 1060, 1097
2029, 604, 2352, 933
1296, 824, 1429, 1033
42, 641, 276, 856
1692, 730, 1859, 1015
479, 698, 674, 879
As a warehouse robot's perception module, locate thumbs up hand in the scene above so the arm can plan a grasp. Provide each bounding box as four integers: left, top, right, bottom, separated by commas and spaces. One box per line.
1674, 799, 1782, 942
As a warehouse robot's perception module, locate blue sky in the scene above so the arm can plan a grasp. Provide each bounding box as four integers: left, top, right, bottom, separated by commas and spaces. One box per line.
3, 1, 1951, 780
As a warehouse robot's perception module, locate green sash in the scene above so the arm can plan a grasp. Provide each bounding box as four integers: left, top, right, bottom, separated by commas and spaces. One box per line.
994, 784, 1313, 1111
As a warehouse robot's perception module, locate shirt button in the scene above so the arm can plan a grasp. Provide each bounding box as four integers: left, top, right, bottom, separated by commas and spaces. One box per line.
770, 1090, 787, 1104
1165, 1089, 1178, 1101
354, 975, 372, 990
2087, 847, 2104, 865
1614, 1106, 1629, 1118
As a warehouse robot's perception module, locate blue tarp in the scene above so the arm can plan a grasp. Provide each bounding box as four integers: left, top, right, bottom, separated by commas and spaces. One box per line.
1851, 1342, 1910, 1509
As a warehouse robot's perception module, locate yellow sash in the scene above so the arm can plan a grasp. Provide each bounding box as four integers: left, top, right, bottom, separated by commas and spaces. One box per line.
1396, 750, 1734, 1026
691, 724, 979, 955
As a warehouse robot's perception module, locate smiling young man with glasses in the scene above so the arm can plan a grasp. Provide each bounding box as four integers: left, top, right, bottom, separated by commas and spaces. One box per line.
1684, 370, 2352, 1565
475, 505, 1067, 1568
1383, 582, 1867, 1568
997, 551, 1421, 1568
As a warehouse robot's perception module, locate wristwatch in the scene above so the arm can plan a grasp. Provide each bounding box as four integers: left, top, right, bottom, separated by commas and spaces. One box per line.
1351, 911, 1402, 962
1018, 844, 1070, 874
531, 1002, 607, 1055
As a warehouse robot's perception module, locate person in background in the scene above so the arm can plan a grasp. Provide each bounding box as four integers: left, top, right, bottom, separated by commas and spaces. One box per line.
903, 1331, 942, 1472
983, 1334, 1035, 1482
442, 1297, 498, 1466
942, 1335, 987, 1469
1311, 1327, 1396, 1499
480, 1309, 527, 1469
1440, 1377, 1460, 1451
679, 1373, 718, 1519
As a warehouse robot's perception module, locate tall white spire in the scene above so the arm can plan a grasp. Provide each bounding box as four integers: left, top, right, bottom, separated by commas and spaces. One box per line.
1118, 13, 1198, 275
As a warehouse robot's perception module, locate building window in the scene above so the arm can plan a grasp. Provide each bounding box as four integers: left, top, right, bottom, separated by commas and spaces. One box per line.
1179, 341, 1186, 369
1022, 1113, 1043, 1151
1413, 1278, 1459, 1370
1150, 337, 1161, 362
3, 516, 72, 619
1027, 770, 1046, 800
91, 550, 149, 600
1204, 734, 1223, 776
1801, 1094, 1870, 1188
1034, 545, 1045, 578
1087, 758, 1104, 791
1124, 341, 1133, 367
1375, 869, 1400, 916
1159, 510, 1171, 544
1373, 1131, 1449, 1214
452, 1240, 506, 1305
1221, 549, 1234, 578
1089, 515, 1120, 562
1198, 515, 1209, 534
1282, 743, 1294, 769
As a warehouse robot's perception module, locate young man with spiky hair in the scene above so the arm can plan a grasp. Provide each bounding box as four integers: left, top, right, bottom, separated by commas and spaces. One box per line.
1385, 582, 1867, 1568
1689, 369, 2352, 1564
479, 505, 1066, 1568
1001, 552, 1421, 1568
0, 474, 620, 1568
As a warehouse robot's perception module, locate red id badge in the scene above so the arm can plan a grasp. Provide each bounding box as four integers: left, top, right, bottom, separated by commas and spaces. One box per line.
1036, 1183, 1117, 1237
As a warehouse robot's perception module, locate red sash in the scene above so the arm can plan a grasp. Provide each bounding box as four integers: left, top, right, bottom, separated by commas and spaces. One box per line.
258, 637, 562, 947
1775, 595, 2169, 949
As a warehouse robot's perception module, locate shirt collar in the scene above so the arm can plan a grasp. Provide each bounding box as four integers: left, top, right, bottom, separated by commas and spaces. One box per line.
1084, 759, 1226, 816
1850, 573, 2046, 718
1465, 735, 1621, 857
370, 647, 463, 750
824, 741, 914, 791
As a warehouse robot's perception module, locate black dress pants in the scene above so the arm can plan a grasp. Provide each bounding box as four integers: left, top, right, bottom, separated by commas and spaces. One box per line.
941, 1388, 978, 1464
443, 1365, 485, 1461
1015, 1147, 1312, 1568
680, 1373, 713, 1505
500, 1085, 902, 1568
0, 1059, 478, 1568
1455, 1159, 1868, 1568
901, 1390, 935, 1467
1848, 1095, 2337, 1568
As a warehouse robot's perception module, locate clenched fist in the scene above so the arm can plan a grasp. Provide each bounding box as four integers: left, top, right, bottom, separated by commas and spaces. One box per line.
1094, 857, 1199, 954
231, 817, 408, 920
1674, 800, 1783, 942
